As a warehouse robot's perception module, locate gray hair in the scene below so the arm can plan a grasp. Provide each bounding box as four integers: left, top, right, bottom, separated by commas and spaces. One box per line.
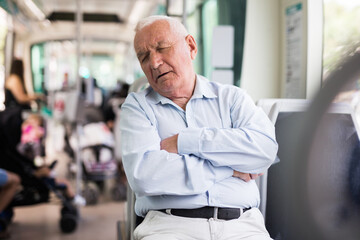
134, 15, 188, 38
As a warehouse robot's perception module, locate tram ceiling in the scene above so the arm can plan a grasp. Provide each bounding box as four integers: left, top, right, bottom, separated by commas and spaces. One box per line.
2, 0, 205, 46
8, 0, 166, 24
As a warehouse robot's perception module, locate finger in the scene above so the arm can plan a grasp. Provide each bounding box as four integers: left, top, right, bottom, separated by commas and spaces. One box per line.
250, 173, 265, 179
241, 173, 251, 182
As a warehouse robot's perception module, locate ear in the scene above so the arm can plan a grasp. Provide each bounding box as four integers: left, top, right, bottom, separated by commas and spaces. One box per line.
185, 35, 198, 60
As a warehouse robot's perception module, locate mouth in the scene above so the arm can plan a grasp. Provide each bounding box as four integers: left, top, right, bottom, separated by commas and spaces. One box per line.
156, 71, 170, 81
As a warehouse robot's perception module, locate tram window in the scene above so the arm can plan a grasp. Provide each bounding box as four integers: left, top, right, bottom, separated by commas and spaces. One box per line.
186, 5, 202, 76
200, 0, 246, 86
323, 0, 360, 81
323, 0, 360, 143
31, 40, 132, 92
202, 0, 218, 79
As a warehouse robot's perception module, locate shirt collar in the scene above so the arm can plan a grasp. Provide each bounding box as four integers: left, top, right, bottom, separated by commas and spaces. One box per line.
146, 74, 217, 105
192, 75, 217, 99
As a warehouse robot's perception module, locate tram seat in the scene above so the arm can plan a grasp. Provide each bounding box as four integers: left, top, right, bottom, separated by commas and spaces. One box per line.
117, 76, 149, 240
117, 182, 137, 240
256, 98, 311, 213
257, 98, 360, 239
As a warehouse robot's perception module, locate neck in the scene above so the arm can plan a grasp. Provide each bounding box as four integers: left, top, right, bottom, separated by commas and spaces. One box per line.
172, 97, 191, 110
168, 75, 196, 110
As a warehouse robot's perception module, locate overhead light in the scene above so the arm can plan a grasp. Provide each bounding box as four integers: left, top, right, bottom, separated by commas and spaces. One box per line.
47, 12, 122, 23
23, 0, 45, 21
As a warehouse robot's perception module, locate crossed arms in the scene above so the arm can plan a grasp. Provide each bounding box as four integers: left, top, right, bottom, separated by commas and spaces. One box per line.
120, 90, 278, 197
160, 134, 264, 182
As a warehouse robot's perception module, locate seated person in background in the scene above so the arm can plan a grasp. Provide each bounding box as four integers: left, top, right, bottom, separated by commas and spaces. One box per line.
0, 169, 20, 212
0, 169, 20, 238
17, 113, 45, 164
120, 16, 278, 239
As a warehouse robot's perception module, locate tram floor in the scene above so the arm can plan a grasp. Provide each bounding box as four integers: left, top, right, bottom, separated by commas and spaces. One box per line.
9, 200, 126, 240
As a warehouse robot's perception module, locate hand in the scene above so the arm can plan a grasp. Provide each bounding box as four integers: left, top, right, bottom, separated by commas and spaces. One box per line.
160, 134, 179, 153
35, 93, 46, 101
233, 170, 264, 182
33, 166, 51, 178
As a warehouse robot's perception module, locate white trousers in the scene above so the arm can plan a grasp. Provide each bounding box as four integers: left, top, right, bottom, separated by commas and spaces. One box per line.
134, 208, 272, 240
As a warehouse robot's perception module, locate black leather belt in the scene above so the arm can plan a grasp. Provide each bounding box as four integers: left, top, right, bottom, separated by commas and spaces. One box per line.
158, 206, 251, 220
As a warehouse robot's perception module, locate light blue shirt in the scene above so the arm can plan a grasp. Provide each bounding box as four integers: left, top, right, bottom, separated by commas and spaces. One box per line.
120, 75, 278, 217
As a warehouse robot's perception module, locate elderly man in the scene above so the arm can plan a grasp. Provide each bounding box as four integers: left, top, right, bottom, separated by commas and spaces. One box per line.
120, 15, 278, 240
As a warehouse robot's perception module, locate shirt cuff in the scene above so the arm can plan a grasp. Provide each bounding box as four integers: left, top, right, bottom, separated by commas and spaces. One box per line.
215, 166, 234, 181
178, 128, 202, 156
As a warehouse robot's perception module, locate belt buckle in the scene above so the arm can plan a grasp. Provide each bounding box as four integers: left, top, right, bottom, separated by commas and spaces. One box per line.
213, 207, 219, 219
215, 207, 243, 220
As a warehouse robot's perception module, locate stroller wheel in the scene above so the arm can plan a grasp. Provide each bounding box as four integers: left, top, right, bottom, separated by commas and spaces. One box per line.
0, 218, 8, 232
60, 214, 77, 233
61, 204, 78, 217
0, 208, 14, 224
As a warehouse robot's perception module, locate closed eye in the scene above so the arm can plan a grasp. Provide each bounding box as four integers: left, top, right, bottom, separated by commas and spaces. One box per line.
157, 46, 171, 52
140, 53, 149, 63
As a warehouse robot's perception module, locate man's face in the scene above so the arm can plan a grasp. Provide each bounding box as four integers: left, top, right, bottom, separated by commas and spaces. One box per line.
134, 20, 197, 98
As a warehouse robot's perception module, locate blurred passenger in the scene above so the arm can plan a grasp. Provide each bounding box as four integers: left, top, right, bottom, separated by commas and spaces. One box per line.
0, 169, 20, 212
81, 77, 105, 108
0, 169, 20, 239
110, 82, 130, 99
103, 104, 116, 131
104, 82, 129, 130
17, 113, 45, 163
32, 166, 75, 201
4, 59, 43, 110
120, 16, 278, 240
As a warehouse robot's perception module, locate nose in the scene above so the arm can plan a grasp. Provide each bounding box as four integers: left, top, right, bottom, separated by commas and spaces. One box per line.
149, 52, 162, 70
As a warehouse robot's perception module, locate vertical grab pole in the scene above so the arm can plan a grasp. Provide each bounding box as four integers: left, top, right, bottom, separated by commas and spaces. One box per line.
75, 124, 83, 199
182, 0, 187, 29
76, 0, 82, 93
75, 0, 83, 200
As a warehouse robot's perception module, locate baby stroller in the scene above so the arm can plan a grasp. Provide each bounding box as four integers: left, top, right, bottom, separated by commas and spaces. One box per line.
67, 105, 119, 205
0, 107, 79, 233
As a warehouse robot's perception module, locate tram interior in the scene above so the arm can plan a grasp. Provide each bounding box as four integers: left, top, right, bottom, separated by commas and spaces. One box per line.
0, 0, 360, 239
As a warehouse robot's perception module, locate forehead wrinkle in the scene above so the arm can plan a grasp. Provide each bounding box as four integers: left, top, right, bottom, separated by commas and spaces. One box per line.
135, 22, 175, 45
136, 42, 155, 58
136, 39, 173, 57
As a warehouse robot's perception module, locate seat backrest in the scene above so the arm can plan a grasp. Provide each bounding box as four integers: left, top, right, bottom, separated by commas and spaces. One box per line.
257, 98, 360, 239
256, 98, 310, 217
